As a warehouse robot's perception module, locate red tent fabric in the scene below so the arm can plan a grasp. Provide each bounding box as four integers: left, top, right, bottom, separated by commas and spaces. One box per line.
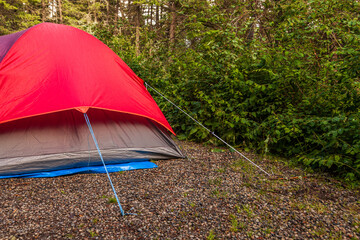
0, 22, 174, 134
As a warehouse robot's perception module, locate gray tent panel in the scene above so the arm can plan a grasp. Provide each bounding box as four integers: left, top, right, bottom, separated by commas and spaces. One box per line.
0, 109, 183, 176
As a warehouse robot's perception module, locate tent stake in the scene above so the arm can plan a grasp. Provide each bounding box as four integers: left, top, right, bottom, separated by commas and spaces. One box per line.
84, 113, 125, 216
145, 82, 272, 177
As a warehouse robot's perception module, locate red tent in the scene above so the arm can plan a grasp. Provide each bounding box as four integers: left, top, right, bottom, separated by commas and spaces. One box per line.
0, 23, 183, 178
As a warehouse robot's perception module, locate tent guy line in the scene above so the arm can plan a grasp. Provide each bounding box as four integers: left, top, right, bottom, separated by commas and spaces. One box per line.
145, 82, 272, 177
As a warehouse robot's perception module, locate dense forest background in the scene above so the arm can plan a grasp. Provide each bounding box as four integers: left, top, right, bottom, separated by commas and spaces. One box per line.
1, 0, 359, 182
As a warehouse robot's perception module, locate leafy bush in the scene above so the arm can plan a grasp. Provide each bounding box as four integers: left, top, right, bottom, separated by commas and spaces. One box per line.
94, 0, 360, 181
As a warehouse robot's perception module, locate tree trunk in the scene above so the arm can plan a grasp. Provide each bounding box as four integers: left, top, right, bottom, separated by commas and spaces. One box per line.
155, 5, 159, 28
127, 0, 132, 19
136, 26, 140, 56
105, 0, 109, 25
169, 1, 176, 48
57, 0, 63, 24
54, 0, 58, 23
93, 0, 97, 24
135, 4, 141, 56
114, 0, 119, 23
150, 4, 153, 28
41, 0, 47, 22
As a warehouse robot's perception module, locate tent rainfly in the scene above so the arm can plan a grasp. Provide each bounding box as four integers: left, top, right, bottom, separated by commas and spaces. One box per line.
0, 22, 184, 178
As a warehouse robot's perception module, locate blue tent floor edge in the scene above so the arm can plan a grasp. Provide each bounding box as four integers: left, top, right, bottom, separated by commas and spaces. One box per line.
0, 161, 158, 179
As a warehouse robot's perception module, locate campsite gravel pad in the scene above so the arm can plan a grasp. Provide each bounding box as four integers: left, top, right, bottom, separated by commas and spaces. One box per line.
0, 141, 359, 239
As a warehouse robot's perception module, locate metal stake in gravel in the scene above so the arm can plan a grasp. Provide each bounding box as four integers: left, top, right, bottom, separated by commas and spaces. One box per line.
145, 82, 272, 177
84, 113, 125, 216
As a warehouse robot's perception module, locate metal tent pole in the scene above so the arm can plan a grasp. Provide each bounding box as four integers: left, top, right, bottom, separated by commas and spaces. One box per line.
83, 113, 125, 216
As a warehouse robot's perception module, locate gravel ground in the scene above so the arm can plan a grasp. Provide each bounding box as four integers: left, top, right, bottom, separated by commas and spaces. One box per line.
0, 140, 359, 239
